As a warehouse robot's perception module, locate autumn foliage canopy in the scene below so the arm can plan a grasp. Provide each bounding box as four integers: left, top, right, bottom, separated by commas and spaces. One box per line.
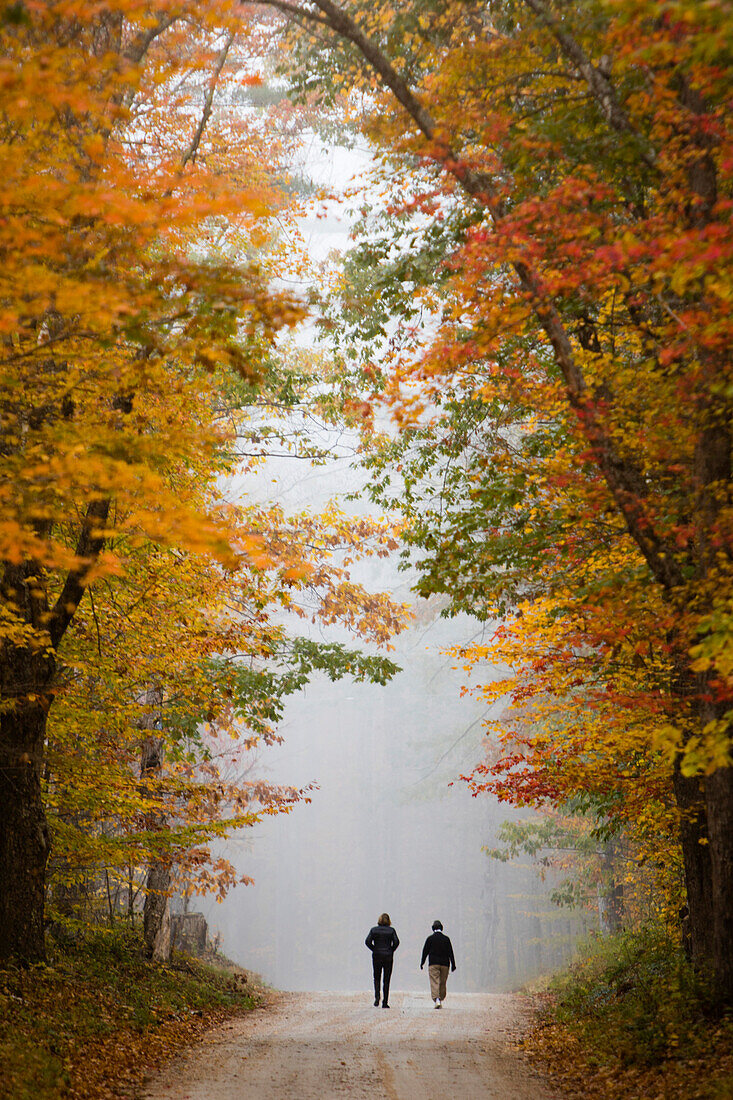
257, 0, 733, 1002
0, 0, 406, 961
3, 0, 733, 1009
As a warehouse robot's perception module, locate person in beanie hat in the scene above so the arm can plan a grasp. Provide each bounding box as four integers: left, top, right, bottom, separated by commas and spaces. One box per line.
420, 920, 456, 1008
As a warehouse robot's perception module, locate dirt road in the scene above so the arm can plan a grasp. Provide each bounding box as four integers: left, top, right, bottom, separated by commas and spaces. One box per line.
142, 990, 560, 1100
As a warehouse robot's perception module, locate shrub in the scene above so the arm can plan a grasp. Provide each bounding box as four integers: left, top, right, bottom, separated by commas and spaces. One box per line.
549, 926, 716, 1066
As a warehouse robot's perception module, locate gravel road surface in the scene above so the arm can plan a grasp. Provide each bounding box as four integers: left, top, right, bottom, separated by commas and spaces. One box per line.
142, 990, 560, 1100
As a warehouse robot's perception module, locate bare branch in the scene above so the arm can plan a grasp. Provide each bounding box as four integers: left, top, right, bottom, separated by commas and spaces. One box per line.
181, 32, 235, 169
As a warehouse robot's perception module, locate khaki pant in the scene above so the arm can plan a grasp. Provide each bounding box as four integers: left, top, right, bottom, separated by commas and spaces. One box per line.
428, 963, 449, 1001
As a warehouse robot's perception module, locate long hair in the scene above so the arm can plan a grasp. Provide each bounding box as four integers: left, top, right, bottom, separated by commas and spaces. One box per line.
378, 912, 391, 926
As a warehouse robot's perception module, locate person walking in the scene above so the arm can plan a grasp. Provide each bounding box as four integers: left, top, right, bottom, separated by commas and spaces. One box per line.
365, 913, 399, 1008
420, 919, 456, 1008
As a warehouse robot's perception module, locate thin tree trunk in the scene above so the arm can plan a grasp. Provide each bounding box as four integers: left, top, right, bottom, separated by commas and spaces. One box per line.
599, 839, 624, 935
105, 870, 114, 926
504, 902, 517, 989
139, 686, 171, 962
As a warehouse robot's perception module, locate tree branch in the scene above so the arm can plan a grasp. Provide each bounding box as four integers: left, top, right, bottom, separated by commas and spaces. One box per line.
124, 14, 177, 66
520, 0, 657, 171
181, 32, 235, 169
48, 497, 110, 650
249, 0, 333, 29
249, 0, 683, 590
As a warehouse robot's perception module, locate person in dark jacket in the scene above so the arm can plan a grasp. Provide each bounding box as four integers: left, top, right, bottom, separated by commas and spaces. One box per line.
365, 912, 399, 1008
420, 919, 456, 1008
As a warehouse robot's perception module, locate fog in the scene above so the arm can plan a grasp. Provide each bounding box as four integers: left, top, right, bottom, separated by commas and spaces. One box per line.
189, 138, 589, 994
192, 450, 589, 993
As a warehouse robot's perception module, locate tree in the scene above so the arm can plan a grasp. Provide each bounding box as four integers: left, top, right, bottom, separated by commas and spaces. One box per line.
254, 0, 733, 1001
46, 494, 405, 958
0, 0, 407, 962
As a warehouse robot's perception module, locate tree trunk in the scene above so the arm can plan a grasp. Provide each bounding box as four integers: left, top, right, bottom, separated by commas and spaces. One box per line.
1, 504, 109, 962
692, 410, 733, 1000
139, 686, 171, 962
599, 839, 624, 935
699, 688, 733, 1003
706, 763, 733, 1003
143, 861, 171, 962
672, 765, 716, 969
668, 647, 718, 976
0, 682, 51, 961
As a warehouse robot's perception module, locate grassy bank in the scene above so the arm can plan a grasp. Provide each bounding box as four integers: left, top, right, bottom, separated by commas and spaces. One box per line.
0, 928, 264, 1100
525, 928, 733, 1100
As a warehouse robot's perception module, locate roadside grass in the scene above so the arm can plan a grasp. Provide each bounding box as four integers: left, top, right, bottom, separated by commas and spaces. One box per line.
0, 927, 265, 1100
524, 927, 733, 1100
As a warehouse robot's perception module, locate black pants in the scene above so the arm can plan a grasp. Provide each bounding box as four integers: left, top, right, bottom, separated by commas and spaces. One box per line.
372, 954, 393, 1004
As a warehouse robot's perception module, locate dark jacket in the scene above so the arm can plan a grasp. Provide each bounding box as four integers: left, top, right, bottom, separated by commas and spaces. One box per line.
365, 925, 399, 956
420, 930, 456, 970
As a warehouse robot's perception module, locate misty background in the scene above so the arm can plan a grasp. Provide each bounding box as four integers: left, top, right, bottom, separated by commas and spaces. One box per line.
186, 136, 590, 993
191, 445, 589, 993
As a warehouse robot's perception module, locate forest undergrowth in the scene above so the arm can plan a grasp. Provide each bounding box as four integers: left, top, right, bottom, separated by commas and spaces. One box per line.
524, 928, 733, 1100
0, 927, 263, 1100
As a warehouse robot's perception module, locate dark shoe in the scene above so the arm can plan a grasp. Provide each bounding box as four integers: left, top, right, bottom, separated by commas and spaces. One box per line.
382, 1003, 390, 1008
374, 998, 379, 1007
